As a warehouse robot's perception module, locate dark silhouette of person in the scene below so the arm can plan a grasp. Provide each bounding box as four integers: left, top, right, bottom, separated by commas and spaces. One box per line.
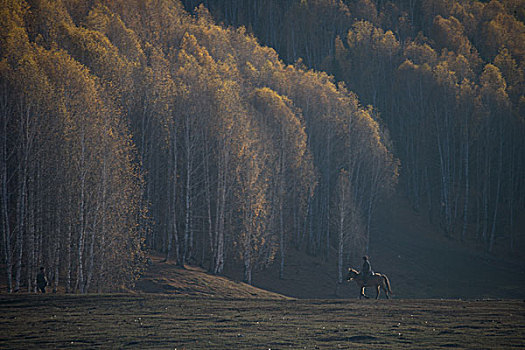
361, 256, 373, 285
36, 267, 47, 293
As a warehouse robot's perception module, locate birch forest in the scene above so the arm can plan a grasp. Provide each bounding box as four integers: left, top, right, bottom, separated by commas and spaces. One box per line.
1, 0, 523, 293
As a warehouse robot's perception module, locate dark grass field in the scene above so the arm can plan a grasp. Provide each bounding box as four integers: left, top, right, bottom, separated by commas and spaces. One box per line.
1, 294, 524, 349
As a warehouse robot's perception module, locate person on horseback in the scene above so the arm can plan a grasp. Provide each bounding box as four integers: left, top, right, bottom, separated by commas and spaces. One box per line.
347, 266, 392, 299
361, 256, 373, 285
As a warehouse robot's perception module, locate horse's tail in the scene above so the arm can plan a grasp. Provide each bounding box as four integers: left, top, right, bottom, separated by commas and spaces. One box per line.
382, 275, 393, 294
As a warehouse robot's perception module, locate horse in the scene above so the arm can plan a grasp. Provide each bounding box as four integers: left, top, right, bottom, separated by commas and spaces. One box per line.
347, 267, 392, 299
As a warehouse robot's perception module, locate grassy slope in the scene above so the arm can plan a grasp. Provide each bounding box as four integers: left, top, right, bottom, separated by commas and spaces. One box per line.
134, 256, 290, 299
369, 194, 525, 299
133, 192, 525, 300
218, 192, 525, 299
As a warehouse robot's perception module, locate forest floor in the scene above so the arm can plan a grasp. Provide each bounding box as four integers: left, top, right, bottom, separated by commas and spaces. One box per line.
131, 194, 525, 301
1, 294, 524, 349
219, 193, 525, 300
367, 194, 525, 299
1, 192, 523, 299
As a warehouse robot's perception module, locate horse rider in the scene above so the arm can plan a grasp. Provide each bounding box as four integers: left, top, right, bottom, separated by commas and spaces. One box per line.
362, 256, 374, 285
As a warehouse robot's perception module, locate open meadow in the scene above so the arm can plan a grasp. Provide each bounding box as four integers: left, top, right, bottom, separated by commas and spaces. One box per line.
1, 294, 524, 349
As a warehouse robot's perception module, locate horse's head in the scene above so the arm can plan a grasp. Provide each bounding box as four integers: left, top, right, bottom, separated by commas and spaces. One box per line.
347, 268, 359, 281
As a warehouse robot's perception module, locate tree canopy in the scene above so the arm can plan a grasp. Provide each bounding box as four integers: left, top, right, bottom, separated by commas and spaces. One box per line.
184, 0, 525, 254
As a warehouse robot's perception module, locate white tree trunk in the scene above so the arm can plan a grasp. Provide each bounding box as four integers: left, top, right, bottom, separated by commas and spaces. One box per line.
171, 132, 180, 264
461, 127, 470, 241
66, 219, 72, 293
489, 133, 503, 252
1, 115, 12, 292
184, 115, 192, 265
203, 130, 214, 271
214, 149, 228, 274
14, 113, 28, 292
77, 130, 86, 294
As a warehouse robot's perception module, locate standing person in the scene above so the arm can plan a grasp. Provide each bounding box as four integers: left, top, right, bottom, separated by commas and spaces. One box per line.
36, 267, 47, 293
361, 256, 373, 285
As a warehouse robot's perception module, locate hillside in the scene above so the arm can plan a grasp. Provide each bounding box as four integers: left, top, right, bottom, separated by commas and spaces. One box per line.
134, 256, 289, 299
239, 193, 525, 299
134, 192, 525, 300
2, 194, 522, 299
369, 194, 525, 299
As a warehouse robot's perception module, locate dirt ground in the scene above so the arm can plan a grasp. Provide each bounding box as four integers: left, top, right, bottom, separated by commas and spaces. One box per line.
1, 294, 524, 349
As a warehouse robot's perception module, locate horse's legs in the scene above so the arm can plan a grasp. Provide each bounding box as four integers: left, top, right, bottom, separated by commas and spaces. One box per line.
375, 285, 380, 299
381, 283, 390, 299
360, 286, 368, 299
